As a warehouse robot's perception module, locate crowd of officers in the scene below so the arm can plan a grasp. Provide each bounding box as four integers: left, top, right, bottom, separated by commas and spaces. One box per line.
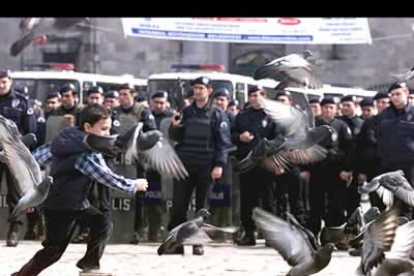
2, 67, 414, 256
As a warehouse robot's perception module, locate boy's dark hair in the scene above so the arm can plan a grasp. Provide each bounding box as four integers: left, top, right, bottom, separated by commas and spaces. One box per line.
79, 104, 110, 131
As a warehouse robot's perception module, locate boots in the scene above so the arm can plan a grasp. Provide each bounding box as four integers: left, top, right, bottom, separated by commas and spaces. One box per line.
7, 223, 20, 247
236, 231, 256, 246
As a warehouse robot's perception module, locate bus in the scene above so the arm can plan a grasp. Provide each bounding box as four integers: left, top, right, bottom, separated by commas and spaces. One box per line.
9, 64, 148, 103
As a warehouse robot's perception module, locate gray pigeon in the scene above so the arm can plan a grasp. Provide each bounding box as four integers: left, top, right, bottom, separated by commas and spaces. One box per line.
252, 207, 334, 276
0, 115, 53, 221
253, 50, 323, 90
320, 207, 364, 246
85, 123, 189, 180
370, 220, 414, 276
233, 95, 331, 175
390, 66, 414, 84
157, 209, 237, 255
359, 170, 414, 209
10, 17, 90, 57
360, 205, 400, 275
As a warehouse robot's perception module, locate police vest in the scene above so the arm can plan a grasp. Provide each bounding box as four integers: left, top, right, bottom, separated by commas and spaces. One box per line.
117, 103, 145, 135
178, 107, 217, 165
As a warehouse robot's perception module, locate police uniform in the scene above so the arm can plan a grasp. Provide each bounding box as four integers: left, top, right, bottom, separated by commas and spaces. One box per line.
307, 98, 353, 238
46, 85, 83, 144
232, 89, 278, 245
113, 100, 156, 242
167, 78, 232, 248
337, 96, 364, 219
379, 83, 414, 219
0, 70, 37, 246
273, 91, 306, 225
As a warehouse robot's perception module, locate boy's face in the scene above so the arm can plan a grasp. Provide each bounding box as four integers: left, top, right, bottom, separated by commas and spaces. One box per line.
84, 117, 112, 137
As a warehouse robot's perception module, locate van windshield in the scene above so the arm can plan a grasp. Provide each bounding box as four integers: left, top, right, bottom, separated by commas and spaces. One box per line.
13, 78, 80, 102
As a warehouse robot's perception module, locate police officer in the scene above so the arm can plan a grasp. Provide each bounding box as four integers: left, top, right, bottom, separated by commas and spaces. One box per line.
227, 99, 240, 117
213, 88, 236, 128
168, 76, 232, 255
232, 86, 278, 246
114, 83, 156, 244
355, 93, 390, 221
302, 97, 352, 248
273, 91, 307, 225
379, 82, 414, 219
409, 89, 414, 106
0, 69, 37, 247
309, 98, 322, 120
45, 83, 83, 143
359, 98, 376, 120
103, 90, 120, 110
337, 95, 364, 220
144, 91, 174, 242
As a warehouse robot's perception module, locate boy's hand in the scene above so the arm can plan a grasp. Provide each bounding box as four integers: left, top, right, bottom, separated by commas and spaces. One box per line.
136, 179, 148, 192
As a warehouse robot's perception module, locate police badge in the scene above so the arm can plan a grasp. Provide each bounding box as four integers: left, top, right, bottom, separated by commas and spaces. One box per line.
12, 98, 20, 108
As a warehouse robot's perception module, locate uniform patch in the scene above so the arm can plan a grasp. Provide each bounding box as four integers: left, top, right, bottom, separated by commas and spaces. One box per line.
331, 131, 338, 141
113, 120, 120, 127
12, 99, 20, 108
27, 108, 34, 115
220, 121, 228, 129
262, 119, 268, 128
149, 114, 155, 121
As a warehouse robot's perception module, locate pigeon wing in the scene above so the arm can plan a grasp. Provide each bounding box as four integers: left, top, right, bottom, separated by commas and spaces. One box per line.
252, 207, 314, 266
362, 207, 399, 274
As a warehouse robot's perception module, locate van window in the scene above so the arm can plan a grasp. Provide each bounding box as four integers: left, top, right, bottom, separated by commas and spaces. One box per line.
13, 78, 80, 101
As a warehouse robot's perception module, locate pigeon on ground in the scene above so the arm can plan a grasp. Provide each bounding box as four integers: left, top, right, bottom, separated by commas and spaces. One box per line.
233, 95, 332, 175
85, 122, 189, 180
0, 115, 53, 221
252, 207, 334, 276
157, 209, 237, 255
253, 50, 323, 90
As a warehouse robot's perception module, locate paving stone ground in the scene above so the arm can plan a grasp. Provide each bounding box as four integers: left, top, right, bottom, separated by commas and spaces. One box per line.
0, 240, 361, 276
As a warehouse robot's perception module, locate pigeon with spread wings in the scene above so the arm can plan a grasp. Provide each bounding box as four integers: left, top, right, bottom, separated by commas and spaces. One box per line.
0, 115, 53, 221
253, 50, 323, 90
85, 122, 188, 180
234, 95, 332, 175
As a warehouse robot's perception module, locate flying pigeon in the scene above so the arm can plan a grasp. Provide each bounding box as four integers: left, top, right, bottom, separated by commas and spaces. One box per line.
252, 207, 334, 276
0, 115, 53, 221
233, 95, 332, 174
85, 122, 189, 180
10, 17, 90, 57
253, 50, 323, 90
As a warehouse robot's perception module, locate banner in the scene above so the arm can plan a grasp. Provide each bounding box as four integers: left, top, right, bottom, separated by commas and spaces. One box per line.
121, 17, 372, 44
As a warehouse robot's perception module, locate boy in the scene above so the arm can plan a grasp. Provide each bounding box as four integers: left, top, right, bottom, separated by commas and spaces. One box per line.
11, 104, 148, 276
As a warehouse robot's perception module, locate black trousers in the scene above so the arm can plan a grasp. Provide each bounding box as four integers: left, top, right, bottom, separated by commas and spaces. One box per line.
12, 206, 113, 276
307, 166, 347, 237
0, 163, 22, 225
239, 166, 275, 233
167, 164, 213, 231
77, 182, 112, 236
274, 166, 307, 225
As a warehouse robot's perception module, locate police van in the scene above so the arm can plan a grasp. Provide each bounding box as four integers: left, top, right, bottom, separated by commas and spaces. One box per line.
148, 65, 377, 113
9, 63, 148, 104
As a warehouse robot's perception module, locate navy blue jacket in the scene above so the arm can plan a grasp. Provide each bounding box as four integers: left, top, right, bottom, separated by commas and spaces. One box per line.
379, 104, 414, 170
169, 102, 232, 167
45, 127, 92, 210
0, 89, 37, 135
232, 107, 277, 160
